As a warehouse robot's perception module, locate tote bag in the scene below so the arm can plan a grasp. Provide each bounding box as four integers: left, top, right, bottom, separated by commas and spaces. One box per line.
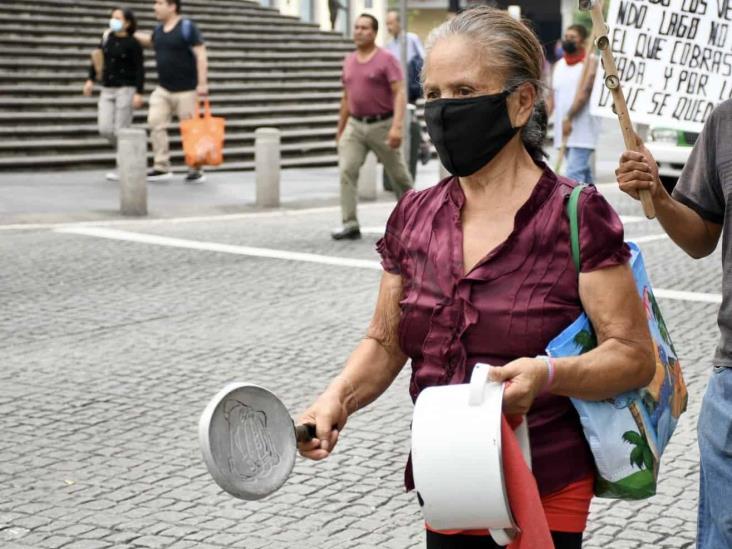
545, 185, 688, 499
180, 99, 225, 168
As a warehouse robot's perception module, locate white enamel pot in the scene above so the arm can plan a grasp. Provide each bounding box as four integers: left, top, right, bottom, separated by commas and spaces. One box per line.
411, 363, 532, 546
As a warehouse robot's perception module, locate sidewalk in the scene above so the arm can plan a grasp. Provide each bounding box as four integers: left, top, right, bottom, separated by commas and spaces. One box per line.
0, 124, 626, 226
0, 161, 442, 226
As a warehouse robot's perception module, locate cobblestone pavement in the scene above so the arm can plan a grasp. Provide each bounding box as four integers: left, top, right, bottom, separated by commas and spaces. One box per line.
0, 184, 721, 549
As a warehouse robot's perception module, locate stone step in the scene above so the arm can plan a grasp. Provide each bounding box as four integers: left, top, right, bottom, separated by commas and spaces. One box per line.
2, 45, 349, 61
1, 23, 349, 44
0, 69, 343, 83
0, 34, 352, 52
0, 114, 340, 137
3, 11, 307, 32
0, 101, 341, 122
0, 127, 336, 153
0, 12, 328, 33
0, 139, 338, 168
9, 0, 291, 20
0, 58, 343, 75
0, 81, 342, 97
0, 91, 342, 110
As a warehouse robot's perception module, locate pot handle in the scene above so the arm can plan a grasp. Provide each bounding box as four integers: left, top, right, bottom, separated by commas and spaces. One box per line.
468, 363, 500, 406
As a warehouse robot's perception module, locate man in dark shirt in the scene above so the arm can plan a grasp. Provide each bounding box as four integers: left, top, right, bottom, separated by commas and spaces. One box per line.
616, 100, 732, 548
136, 0, 209, 183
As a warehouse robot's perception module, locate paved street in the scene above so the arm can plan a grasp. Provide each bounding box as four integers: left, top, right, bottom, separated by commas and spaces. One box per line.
0, 178, 720, 549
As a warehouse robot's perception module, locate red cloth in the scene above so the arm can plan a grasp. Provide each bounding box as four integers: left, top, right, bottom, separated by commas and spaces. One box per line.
564, 48, 586, 66
503, 416, 553, 549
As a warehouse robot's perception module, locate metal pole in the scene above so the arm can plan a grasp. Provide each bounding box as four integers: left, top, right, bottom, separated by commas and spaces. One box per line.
399, 0, 409, 153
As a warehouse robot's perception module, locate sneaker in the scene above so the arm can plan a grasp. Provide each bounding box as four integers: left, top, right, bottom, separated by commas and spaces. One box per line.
184, 169, 206, 183
147, 169, 173, 182
105, 171, 119, 181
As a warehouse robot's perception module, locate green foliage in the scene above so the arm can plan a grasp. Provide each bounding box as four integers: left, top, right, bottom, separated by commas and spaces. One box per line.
630, 446, 644, 469
648, 290, 675, 351
623, 430, 656, 474
595, 469, 656, 500
622, 431, 643, 445
573, 329, 597, 354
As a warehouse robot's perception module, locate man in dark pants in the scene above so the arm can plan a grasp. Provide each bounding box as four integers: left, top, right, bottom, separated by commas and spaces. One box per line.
136, 0, 209, 183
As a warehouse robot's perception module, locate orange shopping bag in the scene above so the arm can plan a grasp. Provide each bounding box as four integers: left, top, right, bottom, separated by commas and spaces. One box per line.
180, 99, 226, 168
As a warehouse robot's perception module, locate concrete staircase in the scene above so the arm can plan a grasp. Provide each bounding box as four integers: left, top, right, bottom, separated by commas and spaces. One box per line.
0, 0, 355, 172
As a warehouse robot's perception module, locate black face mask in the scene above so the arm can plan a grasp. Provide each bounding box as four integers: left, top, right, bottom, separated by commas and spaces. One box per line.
562, 39, 578, 55
424, 91, 519, 177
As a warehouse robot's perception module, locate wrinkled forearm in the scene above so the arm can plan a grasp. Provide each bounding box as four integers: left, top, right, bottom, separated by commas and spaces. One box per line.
326, 337, 407, 415
551, 336, 654, 401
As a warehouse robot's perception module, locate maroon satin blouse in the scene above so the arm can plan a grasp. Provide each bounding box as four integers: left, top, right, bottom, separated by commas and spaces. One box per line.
376, 164, 630, 496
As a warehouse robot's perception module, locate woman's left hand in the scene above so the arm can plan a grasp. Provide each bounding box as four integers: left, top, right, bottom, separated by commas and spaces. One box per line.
489, 358, 549, 415
133, 94, 144, 109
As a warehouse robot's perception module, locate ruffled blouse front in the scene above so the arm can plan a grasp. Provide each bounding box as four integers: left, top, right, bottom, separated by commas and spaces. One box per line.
376, 164, 630, 496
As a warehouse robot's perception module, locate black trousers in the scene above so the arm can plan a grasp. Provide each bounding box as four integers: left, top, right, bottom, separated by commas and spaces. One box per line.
426, 530, 582, 549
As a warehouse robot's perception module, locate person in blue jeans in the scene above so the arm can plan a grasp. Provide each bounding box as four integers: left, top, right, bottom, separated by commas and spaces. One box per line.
547, 24, 601, 183
616, 99, 732, 548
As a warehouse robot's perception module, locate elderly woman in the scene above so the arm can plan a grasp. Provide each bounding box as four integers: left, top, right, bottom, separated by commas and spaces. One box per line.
298, 7, 654, 548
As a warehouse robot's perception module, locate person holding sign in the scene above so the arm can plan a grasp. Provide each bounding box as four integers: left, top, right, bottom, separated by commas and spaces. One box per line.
548, 24, 601, 183
616, 101, 732, 549
300, 7, 655, 548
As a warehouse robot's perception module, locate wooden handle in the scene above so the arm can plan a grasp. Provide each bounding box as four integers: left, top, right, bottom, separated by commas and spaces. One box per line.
555, 141, 567, 173
589, 1, 656, 219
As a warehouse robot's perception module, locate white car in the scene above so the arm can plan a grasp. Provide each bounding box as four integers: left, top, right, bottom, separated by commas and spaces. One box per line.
646, 127, 698, 193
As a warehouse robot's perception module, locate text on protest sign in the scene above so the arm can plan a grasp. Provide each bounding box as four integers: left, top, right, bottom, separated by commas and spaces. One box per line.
590, 0, 732, 132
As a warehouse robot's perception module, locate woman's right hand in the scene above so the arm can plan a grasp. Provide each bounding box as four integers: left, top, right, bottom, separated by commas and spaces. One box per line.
83, 80, 94, 97
297, 389, 348, 461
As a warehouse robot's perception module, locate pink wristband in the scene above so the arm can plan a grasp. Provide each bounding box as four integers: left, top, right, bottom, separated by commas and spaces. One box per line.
536, 355, 555, 393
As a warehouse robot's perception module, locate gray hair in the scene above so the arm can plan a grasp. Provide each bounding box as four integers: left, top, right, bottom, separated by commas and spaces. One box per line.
424, 6, 548, 162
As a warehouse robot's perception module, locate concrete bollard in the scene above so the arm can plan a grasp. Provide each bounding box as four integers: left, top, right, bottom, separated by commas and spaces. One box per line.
117, 128, 148, 216
255, 128, 281, 208
358, 152, 378, 200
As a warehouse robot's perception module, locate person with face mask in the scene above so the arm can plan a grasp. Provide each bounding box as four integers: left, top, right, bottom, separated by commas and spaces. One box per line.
83, 8, 145, 181
296, 7, 654, 548
547, 24, 601, 184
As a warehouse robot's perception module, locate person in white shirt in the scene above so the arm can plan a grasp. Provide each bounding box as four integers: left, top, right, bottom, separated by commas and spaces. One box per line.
547, 24, 601, 183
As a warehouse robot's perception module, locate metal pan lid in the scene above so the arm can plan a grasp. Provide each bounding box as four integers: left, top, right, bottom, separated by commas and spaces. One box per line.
199, 382, 297, 500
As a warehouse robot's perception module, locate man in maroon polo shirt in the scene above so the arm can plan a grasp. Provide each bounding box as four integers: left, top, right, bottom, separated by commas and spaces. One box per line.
331, 13, 414, 240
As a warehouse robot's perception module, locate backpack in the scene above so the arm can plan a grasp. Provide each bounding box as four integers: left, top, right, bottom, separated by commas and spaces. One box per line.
407, 54, 423, 103
545, 184, 688, 500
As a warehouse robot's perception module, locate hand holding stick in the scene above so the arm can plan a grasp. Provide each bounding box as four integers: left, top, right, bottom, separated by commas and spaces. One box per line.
579, 0, 656, 219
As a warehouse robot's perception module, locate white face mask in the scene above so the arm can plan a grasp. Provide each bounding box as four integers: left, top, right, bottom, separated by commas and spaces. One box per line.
109, 18, 124, 33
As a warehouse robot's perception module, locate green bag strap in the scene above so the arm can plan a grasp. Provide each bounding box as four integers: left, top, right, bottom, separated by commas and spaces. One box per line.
567, 185, 585, 273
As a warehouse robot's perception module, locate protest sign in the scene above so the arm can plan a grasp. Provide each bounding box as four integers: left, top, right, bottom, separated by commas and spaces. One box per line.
590, 0, 732, 132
